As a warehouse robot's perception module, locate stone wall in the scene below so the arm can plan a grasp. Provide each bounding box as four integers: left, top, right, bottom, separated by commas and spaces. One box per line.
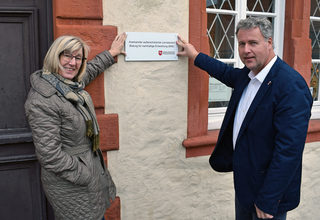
102, 0, 320, 219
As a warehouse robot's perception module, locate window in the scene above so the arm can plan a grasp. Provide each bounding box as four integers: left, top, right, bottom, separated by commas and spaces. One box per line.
184, 0, 318, 157
206, 0, 285, 129
310, 0, 320, 119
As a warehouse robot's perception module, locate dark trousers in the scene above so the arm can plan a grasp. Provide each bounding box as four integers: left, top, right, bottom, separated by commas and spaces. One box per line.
235, 197, 287, 220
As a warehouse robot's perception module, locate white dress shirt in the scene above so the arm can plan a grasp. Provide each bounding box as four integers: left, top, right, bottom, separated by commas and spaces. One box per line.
233, 56, 277, 149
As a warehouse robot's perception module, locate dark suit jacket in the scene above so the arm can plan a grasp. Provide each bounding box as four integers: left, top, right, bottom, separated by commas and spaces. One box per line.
195, 53, 313, 215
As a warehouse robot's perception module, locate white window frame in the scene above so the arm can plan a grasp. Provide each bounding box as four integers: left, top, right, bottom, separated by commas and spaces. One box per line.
208, 0, 286, 130
310, 15, 320, 119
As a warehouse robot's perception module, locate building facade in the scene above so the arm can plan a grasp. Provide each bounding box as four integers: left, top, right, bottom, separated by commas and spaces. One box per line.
1, 0, 320, 219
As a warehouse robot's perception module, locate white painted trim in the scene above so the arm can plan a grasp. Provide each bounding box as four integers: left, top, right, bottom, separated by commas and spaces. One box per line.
246, 11, 276, 17
206, 8, 238, 15
273, 0, 286, 59
310, 16, 320, 22
208, 107, 226, 130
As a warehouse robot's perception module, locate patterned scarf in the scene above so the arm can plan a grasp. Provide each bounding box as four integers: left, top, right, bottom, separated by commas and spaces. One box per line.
42, 71, 100, 152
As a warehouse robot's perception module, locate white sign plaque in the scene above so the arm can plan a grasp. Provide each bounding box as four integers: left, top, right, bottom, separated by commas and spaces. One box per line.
125, 32, 178, 61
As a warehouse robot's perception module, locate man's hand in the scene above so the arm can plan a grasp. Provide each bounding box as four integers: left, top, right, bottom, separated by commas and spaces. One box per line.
176, 35, 199, 60
255, 204, 274, 219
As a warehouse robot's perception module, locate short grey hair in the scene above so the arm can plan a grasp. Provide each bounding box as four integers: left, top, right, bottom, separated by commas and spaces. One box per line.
236, 17, 273, 42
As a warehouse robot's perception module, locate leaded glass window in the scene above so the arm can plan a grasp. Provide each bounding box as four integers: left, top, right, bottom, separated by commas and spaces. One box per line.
310, 0, 320, 101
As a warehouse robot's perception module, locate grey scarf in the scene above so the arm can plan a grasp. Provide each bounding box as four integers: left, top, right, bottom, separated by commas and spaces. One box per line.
42, 71, 100, 152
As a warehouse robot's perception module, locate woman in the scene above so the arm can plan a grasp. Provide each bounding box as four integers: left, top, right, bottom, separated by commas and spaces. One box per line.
25, 33, 126, 220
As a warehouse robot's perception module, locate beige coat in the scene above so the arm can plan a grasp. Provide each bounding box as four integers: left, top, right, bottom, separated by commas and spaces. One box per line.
25, 51, 116, 220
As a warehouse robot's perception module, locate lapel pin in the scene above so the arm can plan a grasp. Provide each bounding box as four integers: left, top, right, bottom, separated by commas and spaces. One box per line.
267, 81, 272, 86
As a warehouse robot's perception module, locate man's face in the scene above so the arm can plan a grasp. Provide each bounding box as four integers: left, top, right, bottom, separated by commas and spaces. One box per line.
237, 27, 274, 75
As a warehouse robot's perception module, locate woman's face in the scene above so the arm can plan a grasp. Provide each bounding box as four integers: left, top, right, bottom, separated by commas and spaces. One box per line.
58, 49, 83, 80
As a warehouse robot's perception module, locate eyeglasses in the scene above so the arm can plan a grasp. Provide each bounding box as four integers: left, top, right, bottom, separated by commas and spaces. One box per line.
61, 51, 85, 64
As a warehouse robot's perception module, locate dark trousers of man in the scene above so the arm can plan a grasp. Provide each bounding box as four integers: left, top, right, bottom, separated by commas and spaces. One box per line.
235, 197, 287, 220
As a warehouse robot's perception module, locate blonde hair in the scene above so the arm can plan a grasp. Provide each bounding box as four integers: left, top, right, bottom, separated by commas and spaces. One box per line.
43, 35, 90, 82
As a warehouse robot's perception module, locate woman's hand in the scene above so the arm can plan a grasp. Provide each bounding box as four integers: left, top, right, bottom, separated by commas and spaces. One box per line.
109, 32, 127, 57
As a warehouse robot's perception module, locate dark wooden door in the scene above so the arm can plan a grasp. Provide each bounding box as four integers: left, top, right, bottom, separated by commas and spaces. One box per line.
0, 0, 53, 219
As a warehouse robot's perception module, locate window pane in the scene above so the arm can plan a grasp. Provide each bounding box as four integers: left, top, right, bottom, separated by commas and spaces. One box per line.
207, 13, 235, 59
311, 21, 320, 60
206, 0, 235, 10
311, 0, 320, 17
209, 66, 233, 108
311, 63, 320, 101
247, 0, 274, 13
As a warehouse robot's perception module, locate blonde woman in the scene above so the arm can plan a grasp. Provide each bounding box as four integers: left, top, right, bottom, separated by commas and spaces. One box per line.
25, 33, 125, 220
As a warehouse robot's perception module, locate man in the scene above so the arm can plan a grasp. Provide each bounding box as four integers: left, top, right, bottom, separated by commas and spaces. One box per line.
177, 17, 313, 219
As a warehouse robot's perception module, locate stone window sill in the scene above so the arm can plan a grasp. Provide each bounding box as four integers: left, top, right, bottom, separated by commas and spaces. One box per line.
183, 119, 320, 158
